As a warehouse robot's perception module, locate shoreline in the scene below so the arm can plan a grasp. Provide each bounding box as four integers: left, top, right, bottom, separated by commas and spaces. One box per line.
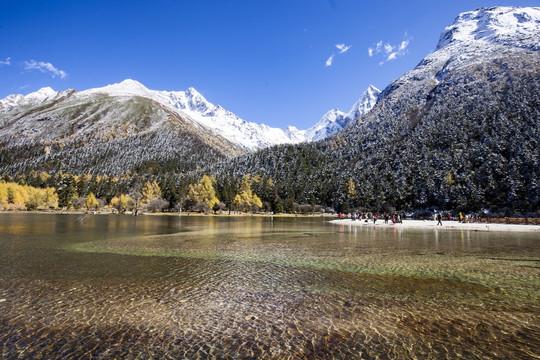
0, 210, 333, 218
330, 219, 540, 233
2, 210, 540, 232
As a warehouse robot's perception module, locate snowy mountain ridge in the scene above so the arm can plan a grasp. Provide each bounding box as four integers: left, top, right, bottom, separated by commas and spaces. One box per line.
304, 85, 380, 142
0, 79, 379, 151
436, 6, 540, 51
0, 87, 61, 111
79, 79, 299, 151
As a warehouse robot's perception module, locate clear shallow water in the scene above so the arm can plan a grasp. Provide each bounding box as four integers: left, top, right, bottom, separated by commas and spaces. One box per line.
0, 214, 538, 359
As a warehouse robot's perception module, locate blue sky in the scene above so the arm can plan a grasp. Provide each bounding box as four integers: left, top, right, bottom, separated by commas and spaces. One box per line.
0, 0, 537, 130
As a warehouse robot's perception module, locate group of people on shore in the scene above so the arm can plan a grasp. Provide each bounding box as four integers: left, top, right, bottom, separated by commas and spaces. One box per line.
336, 211, 537, 227
337, 212, 404, 224
434, 211, 472, 225
336, 211, 478, 225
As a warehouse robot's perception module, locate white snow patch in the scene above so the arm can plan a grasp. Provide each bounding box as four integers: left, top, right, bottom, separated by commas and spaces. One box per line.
437, 6, 540, 50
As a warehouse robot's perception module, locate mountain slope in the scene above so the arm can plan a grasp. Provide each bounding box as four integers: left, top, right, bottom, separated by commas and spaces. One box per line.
77, 79, 380, 148
0, 76, 382, 176
78, 79, 307, 151
0, 89, 245, 175
219, 6, 540, 214
1, 79, 380, 160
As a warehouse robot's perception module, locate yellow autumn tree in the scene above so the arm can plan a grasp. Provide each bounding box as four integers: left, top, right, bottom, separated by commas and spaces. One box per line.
110, 194, 134, 213
445, 171, 456, 187
43, 187, 59, 209
188, 175, 219, 210
7, 184, 26, 205
84, 192, 99, 210
39, 171, 51, 184
347, 178, 357, 207
141, 180, 161, 204
24, 185, 43, 210
0, 182, 57, 210
233, 174, 262, 211
0, 183, 8, 204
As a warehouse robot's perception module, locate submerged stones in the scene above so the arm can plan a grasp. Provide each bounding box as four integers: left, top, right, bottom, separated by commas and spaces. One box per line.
1, 215, 538, 358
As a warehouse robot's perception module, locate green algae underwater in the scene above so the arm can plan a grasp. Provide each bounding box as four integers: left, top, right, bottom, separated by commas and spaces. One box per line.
0, 213, 538, 359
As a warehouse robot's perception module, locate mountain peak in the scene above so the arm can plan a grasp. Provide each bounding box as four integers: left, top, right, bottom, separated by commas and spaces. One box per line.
119, 78, 143, 86
436, 6, 540, 51
346, 85, 381, 121
304, 85, 380, 142
184, 87, 208, 106
186, 87, 203, 97
0, 86, 60, 111
80, 79, 152, 98
33, 86, 56, 95
110, 79, 149, 93
367, 84, 379, 93
22, 86, 57, 102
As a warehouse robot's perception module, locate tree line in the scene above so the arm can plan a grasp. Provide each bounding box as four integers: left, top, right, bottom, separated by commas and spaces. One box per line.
1, 171, 325, 214
0, 181, 58, 211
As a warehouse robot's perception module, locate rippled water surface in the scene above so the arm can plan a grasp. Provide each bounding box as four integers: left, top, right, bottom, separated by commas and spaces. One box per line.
0, 213, 539, 359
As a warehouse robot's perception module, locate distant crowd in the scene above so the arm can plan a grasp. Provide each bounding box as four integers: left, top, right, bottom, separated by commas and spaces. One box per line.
337, 212, 404, 224
336, 211, 479, 224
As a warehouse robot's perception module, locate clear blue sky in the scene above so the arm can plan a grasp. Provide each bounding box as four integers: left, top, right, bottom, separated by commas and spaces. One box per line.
0, 0, 537, 130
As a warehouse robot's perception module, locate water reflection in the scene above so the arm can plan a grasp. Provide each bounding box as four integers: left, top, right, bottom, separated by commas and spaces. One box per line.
0, 214, 538, 359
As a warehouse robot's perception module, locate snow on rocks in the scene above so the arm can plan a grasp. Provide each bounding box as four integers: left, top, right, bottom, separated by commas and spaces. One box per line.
436, 6, 540, 51
77, 79, 305, 151
305, 85, 380, 141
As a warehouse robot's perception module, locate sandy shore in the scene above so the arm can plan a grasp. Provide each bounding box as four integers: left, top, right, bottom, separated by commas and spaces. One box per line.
331, 219, 540, 232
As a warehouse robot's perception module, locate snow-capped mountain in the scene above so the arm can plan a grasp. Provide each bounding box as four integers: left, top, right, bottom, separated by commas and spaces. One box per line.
345, 85, 381, 121
1, 79, 380, 151
77, 79, 381, 148
376, 7, 540, 105
436, 6, 540, 51
0, 80, 250, 175
305, 85, 380, 141
0, 78, 380, 174
0, 87, 66, 111
70, 79, 304, 151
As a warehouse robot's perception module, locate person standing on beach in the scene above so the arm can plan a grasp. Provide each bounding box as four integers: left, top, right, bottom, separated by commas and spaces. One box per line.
436, 212, 442, 226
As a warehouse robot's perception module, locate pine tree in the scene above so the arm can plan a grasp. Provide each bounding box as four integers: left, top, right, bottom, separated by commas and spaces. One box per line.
58, 175, 78, 209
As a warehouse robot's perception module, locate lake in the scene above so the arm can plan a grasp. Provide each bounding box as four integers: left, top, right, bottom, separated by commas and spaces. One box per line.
0, 213, 538, 359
